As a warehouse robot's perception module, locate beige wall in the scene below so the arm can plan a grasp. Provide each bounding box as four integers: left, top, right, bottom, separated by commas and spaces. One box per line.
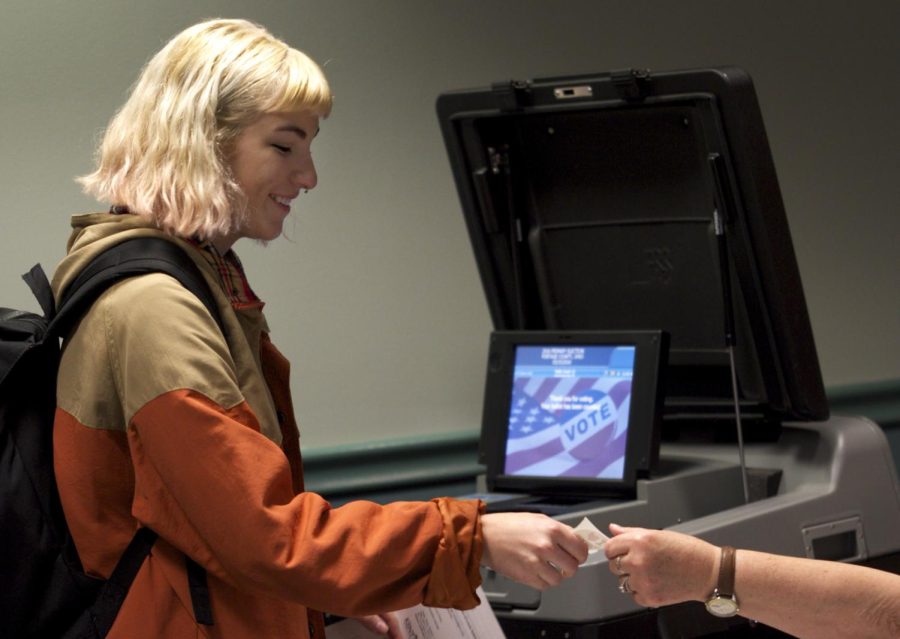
2, 0, 897, 448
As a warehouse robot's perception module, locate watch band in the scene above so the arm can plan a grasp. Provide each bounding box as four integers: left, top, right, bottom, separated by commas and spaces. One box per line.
717, 545, 736, 597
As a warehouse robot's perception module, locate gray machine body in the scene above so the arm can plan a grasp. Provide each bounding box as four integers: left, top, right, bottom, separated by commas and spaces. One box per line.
481, 415, 900, 624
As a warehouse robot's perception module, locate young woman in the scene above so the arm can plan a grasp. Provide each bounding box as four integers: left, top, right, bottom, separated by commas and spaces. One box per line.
52, 18, 588, 638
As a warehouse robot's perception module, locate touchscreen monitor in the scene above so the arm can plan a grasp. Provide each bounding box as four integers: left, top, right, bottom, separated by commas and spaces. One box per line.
481, 330, 667, 498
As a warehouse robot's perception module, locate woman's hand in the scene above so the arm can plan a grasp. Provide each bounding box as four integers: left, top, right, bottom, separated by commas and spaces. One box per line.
351, 613, 402, 637
603, 523, 719, 607
480, 512, 589, 590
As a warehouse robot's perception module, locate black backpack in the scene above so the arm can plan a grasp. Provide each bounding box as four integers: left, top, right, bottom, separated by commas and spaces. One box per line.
0, 237, 219, 638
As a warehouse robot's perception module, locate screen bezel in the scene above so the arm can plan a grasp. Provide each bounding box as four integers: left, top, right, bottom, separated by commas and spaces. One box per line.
480, 330, 667, 498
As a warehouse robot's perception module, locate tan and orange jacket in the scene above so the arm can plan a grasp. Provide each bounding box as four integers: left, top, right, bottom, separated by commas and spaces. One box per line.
51, 213, 484, 638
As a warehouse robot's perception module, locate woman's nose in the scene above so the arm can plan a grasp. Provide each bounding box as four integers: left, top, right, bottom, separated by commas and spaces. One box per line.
292, 157, 317, 191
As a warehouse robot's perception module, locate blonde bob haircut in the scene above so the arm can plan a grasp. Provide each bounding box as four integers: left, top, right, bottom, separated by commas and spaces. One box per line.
78, 18, 332, 239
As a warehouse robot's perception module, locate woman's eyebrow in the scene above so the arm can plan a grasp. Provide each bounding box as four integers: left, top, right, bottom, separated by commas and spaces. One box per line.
274, 124, 320, 139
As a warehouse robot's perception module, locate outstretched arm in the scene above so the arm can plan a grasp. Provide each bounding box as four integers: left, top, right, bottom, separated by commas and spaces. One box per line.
481, 512, 590, 590
604, 524, 900, 639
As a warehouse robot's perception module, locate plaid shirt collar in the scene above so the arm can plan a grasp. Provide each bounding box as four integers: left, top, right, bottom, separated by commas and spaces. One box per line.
188, 239, 264, 311
106, 207, 264, 311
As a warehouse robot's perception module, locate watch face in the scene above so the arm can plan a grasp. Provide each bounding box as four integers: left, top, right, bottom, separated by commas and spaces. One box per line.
706, 595, 740, 618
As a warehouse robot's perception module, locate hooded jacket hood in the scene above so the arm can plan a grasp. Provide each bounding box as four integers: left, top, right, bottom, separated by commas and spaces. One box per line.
51, 212, 205, 304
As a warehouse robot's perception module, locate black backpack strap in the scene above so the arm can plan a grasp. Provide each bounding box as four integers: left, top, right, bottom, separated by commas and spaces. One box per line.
47, 237, 221, 631
49, 237, 224, 338
22, 263, 56, 318
186, 556, 214, 626
86, 527, 158, 637
83, 530, 213, 634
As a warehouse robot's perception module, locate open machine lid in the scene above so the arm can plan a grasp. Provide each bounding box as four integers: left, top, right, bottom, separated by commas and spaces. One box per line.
437, 67, 828, 432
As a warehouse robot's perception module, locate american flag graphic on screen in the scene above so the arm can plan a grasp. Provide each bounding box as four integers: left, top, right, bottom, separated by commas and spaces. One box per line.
503, 346, 634, 480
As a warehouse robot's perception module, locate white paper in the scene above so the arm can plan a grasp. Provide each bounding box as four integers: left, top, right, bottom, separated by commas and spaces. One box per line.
326, 586, 505, 639
572, 517, 610, 557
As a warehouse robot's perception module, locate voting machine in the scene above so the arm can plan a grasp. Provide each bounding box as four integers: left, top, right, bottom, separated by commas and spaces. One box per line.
436, 67, 900, 637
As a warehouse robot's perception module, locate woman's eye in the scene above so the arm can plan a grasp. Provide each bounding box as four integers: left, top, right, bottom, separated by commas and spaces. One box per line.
272, 144, 291, 154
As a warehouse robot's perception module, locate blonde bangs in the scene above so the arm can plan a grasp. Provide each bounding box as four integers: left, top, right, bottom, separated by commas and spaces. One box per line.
266, 48, 333, 117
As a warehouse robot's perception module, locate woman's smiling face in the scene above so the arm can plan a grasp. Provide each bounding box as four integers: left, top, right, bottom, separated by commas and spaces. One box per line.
218, 110, 319, 251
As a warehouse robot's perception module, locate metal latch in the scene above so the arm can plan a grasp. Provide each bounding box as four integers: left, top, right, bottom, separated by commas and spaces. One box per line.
491, 80, 532, 111
611, 68, 652, 101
